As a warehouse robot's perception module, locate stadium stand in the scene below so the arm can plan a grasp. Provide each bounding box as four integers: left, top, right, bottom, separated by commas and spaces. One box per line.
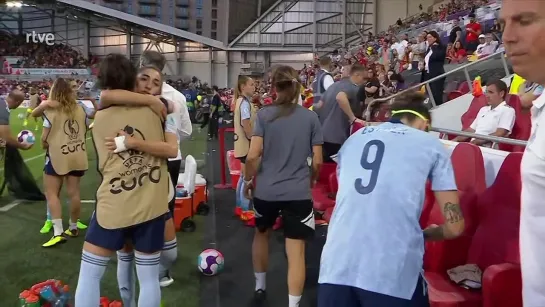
0, 0, 531, 306
0, 33, 94, 69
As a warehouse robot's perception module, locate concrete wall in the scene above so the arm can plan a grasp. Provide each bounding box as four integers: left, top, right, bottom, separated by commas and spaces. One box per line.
375, 0, 435, 33
177, 51, 313, 87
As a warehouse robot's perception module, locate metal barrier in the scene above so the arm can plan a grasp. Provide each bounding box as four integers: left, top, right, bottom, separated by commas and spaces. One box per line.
368, 50, 510, 108
365, 122, 528, 147
213, 123, 527, 190
214, 126, 235, 189
433, 127, 528, 147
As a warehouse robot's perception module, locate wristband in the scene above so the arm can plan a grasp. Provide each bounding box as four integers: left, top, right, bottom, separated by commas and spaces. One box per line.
113, 135, 128, 153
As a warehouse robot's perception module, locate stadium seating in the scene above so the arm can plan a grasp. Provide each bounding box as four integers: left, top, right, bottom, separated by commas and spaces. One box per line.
458, 81, 471, 95
424, 152, 523, 307
498, 95, 531, 152
423, 143, 486, 272
447, 90, 463, 101
461, 95, 488, 130
312, 162, 336, 212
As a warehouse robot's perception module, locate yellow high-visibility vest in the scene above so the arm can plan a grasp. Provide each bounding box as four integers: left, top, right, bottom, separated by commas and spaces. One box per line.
510, 74, 525, 94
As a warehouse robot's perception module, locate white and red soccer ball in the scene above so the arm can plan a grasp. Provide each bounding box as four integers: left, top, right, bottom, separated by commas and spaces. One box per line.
17, 130, 35, 145
197, 249, 224, 276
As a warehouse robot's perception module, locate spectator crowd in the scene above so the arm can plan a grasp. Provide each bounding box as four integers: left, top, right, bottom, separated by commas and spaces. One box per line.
0, 31, 96, 69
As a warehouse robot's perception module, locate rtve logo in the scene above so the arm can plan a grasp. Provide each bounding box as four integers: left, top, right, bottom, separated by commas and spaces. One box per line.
25, 31, 55, 46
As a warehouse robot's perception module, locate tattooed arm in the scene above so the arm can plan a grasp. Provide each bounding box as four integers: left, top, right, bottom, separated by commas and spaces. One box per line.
424, 190, 465, 241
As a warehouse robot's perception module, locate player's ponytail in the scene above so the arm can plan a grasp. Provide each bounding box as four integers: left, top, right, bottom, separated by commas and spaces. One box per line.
269, 65, 300, 122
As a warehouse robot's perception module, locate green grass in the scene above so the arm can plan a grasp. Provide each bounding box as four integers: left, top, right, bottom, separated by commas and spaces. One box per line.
0, 109, 208, 306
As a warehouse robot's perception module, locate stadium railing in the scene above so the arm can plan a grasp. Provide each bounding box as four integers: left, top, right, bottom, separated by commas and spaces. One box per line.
213, 123, 526, 190
367, 49, 510, 109
433, 127, 528, 147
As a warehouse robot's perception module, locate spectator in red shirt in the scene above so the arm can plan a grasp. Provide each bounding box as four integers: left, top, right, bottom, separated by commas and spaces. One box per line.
465, 13, 482, 53
447, 41, 467, 63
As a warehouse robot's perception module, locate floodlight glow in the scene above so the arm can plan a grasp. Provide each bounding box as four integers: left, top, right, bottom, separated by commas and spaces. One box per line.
7, 1, 23, 8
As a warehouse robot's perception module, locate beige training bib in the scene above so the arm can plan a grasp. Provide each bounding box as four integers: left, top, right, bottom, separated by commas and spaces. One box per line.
44, 105, 88, 175
92, 106, 169, 229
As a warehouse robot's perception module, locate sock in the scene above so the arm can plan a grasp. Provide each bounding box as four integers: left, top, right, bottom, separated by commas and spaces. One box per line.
46, 205, 51, 221
235, 174, 243, 208
255, 272, 266, 291
117, 251, 136, 307
52, 219, 63, 236
288, 295, 302, 307
159, 238, 178, 279
69, 219, 78, 231
135, 252, 162, 306
74, 250, 109, 307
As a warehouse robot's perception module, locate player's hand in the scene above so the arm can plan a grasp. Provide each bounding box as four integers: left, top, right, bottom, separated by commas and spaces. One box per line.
105, 130, 132, 152
41, 140, 49, 150
354, 118, 365, 126
149, 96, 167, 121
424, 224, 439, 230
243, 180, 254, 200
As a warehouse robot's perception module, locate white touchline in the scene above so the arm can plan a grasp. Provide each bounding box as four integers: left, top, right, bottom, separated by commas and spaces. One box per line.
81, 200, 96, 203
0, 136, 92, 172
0, 200, 22, 212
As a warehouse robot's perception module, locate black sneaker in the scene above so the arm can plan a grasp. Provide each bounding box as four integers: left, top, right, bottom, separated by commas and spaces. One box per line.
250, 289, 267, 307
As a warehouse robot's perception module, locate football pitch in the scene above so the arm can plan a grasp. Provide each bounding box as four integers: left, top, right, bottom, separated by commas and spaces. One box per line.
0, 108, 208, 306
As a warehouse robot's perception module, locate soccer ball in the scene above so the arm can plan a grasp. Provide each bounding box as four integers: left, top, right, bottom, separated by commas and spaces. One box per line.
17, 130, 35, 145
197, 249, 224, 276
17, 113, 24, 119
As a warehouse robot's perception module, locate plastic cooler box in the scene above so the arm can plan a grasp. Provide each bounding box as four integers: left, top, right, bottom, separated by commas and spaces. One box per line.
177, 173, 207, 211
173, 196, 192, 231
226, 150, 242, 189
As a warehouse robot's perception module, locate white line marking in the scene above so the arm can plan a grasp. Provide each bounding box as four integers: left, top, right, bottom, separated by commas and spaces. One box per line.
0, 136, 92, 172
0, 200, 22, 212
81, 200, 96, 203
0, 153, 45, 172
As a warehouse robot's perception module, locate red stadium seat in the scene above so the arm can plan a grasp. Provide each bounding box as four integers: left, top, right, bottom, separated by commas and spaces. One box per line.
313, 163, 337, 211
461, 95, 488, 130
328, 172, 338, 195
498, 95, 531, 152
423, 143, 486, 273
447, 90, 463, 101
458, 81, 470, 94
317, 163, 336, 188
351, 121, 365, 134
425, 153, 523, 307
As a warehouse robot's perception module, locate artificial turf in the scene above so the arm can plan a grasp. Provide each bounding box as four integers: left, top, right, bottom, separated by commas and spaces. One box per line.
0, 108, 208, 306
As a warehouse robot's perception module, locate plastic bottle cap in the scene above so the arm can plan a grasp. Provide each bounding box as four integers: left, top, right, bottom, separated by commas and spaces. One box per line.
26, 295, 39, 302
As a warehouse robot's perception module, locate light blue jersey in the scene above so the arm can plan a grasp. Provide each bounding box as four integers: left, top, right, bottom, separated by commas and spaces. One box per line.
318, 121, 457, 300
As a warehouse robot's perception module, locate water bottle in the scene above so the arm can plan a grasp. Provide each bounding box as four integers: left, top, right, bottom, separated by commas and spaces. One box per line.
40, 285, 57, 302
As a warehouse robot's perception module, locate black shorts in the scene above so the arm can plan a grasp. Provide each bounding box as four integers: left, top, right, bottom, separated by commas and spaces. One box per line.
323, 142, 342, 163
318, 276, 430, 307
253, 198, 315, 240
44, 155, 85, 177
167, 159, 182, 217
